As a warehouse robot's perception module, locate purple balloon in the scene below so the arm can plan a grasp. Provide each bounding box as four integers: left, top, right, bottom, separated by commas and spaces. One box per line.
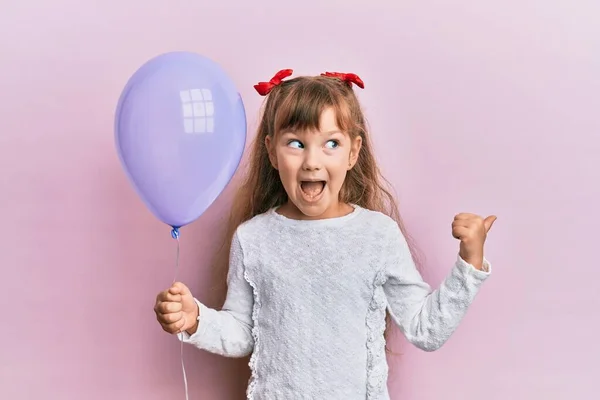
115, 52, 246, 230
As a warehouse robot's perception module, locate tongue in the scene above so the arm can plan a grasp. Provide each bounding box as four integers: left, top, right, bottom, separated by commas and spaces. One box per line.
301, 181, 324, 197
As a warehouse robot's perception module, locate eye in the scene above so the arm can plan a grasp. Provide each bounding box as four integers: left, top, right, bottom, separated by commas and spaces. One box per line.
325, 140, 340, 149
287, 139, 304, 149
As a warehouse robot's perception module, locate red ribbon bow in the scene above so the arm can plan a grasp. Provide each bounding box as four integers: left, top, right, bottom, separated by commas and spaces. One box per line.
254, 69, 294, 96
320, 72, 365, 89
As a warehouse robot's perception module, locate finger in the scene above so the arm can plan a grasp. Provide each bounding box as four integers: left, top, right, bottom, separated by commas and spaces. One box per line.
452, 226, 471, 240
156, 290, 167, 303
159, 292, 182, 303
158, 311, 183, 324
169, 282, 190, 296
156, 302, 183, 314
156, 301, 182, 314
161, 318, 186, 334
452, 220, 472, 230
155, 295, 181, 319
454, 213, 478, 221
484, 215, 497, 232
156, 288, 183, 302
168, 284, 181, 295
156, 309, 182, 325
452, 219, 471, 227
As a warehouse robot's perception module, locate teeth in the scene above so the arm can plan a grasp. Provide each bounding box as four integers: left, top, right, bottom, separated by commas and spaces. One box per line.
300, 181, 325, 198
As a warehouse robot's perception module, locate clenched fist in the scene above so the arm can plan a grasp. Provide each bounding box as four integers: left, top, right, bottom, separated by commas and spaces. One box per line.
452, 213, 497, 270
154, 282, 199, 335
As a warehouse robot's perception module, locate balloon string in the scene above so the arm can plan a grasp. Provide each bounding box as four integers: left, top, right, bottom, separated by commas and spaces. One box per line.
171, 229, 189, 400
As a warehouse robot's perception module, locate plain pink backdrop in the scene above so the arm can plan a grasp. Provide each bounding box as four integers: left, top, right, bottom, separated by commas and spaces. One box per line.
1, 0, 598, 399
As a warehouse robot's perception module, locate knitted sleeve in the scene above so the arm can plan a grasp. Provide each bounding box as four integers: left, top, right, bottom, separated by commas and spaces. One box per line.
178, 231, 254, 357
382, 222, 491, 351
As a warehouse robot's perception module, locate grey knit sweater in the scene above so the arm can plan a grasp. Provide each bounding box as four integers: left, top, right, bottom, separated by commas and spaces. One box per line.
180, 205, 491, 399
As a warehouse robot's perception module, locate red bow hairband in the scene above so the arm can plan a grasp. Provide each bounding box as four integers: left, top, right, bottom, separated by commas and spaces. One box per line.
320, 72, 365, 89
253, 69, 293, 96
253, 69, 364, 96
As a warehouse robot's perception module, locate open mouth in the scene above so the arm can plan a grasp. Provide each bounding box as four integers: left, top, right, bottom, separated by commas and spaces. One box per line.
300, 181, 326, 199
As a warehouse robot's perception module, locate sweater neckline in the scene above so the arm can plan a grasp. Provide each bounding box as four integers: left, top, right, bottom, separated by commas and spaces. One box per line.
267, 204, 364, 228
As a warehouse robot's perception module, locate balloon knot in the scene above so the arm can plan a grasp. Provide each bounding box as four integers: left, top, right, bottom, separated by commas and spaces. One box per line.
171, 227, 180, 239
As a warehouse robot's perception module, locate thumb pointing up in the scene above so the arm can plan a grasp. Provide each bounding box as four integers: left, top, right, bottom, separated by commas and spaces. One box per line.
483, 216, 497, 233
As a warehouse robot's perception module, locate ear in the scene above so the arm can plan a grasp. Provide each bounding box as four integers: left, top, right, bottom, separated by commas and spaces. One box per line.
348, 135, 363, 170
264, 135, 278, 170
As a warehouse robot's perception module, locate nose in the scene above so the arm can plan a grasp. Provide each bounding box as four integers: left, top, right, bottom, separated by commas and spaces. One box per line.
302, 148, 322, 171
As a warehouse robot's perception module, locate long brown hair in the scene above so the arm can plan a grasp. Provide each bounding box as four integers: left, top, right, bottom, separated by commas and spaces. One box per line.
212, 74, 421, 352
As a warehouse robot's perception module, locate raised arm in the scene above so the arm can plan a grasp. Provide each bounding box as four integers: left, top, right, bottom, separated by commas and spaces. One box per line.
382, 223, 491, 351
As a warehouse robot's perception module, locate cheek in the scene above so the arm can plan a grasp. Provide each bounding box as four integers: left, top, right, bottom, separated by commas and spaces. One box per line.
277, 151, 296, 168
275, 150, 300, 179
326, 161, 349, 184
327, 151, 351, 171
330, 170, 348, 184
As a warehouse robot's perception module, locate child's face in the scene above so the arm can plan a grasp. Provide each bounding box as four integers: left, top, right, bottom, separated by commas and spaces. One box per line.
266, 107, 362, 220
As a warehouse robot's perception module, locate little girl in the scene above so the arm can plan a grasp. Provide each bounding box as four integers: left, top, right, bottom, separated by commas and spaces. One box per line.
154, 69, 496, 399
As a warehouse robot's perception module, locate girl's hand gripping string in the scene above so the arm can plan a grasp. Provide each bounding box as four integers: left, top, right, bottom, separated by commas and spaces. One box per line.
154, 282, 200, 335
452, 213, 497, 271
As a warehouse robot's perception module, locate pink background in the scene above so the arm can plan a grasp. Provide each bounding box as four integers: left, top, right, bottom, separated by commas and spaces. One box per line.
1, 0, 598, 399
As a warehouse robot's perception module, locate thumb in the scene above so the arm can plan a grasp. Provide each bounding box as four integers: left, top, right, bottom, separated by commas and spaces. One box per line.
483, 215, 497, 233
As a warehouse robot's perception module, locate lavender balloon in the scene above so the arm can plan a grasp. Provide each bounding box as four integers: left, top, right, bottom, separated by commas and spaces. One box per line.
115, 52, 246, 235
